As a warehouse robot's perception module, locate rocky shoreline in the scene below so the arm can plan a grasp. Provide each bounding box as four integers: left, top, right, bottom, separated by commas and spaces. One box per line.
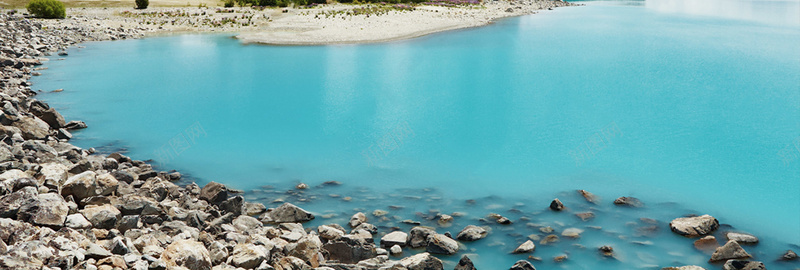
1, 9, 799, 270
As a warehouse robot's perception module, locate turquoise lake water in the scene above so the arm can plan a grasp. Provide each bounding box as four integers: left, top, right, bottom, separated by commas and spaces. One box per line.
34, 0, 800, 268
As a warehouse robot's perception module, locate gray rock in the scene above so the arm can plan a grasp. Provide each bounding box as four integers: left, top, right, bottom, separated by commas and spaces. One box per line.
63, 120, 87, 130
349, 212, 367, 228
85, 243, 112, 260
390, 244, 402, 255
380, 231, 408, 248
510, 260, 536, 270
230, 243, 268, 269
35, 108, 65, 129
233, 215, 262, 232
425, 233, 458, 255
669, 215, 719, 237
17, 193, 69, 227
710, 240, 751, 262
94, 173, 118, 196
199, 181, 228, 204
243, 202, 266, 216
512, 240, 536, 254
117, 215, 141, 233
61, 171, 97, 201
399, 252, 443, 270
613, 196, 643, 207
79, 204, 120, 229
454, 255, 476, 270
549, 198, 564, 211
725, 232, 758, 245
322, 237, 375, 264
260, 203, 314, 224
318, 225, 345, 241
456, 225, 487, 241
0, 187, 37, 218
407, 226, 436, 248
219, 195, 244, 215
160, 239, 211, 270
722, 260, 765, 270
12, 116, 50, 140
208, 241, 228, 265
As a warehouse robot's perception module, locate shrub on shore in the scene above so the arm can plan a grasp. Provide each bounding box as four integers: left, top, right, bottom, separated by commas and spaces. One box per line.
26, 0, 66, 19
135, 0, 149, 9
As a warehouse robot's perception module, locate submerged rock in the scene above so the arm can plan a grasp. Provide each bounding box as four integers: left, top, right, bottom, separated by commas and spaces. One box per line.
669, 215, 719, 237
456, 225, 487, 241
454, 255, 476, 270
710, 240, 751, 262
781, 250, 798, 261
722, 260, 765, 270
693, 236, 719, 252
510, 260, 536, 270
578, 189, 599, 204
661, 266, 706, 270
613, 196, 643, 207
598, 245, 614, 257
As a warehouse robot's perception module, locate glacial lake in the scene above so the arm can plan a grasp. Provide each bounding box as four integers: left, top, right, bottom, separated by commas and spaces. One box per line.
34, 0, 800, 268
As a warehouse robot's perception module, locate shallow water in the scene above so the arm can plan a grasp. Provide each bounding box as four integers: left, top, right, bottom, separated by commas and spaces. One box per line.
33, 0, 800, 268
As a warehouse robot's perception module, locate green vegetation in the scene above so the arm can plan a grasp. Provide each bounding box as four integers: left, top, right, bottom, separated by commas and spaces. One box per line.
135, 0, 148, 9
26, 0, 66, 18
223, 0, 235, 7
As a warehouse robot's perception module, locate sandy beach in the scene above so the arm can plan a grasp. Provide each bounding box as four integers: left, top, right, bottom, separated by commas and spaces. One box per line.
20, 0, 574, 45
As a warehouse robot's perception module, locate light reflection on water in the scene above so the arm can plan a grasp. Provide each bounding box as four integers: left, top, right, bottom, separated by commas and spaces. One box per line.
645, 0, 800, 26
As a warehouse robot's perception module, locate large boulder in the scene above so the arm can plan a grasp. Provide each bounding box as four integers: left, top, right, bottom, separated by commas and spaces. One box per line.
160, 239, 212, 270
723, 260, 765, 270
669, 215, 719, 237
17, 193, 69, 227
322, 236, 375, 264
510, 260, 536, 270
230, 243, 269, 269
456, 225, 487, 241
425, 233, 458, 255
79, 204, 121, 229
710, 240, 751, 262
260, 203, 314, 224
407, 226, 436, 248
380, 231, 408, 248
12, 116, 50, 140
454, 255, 476, 270
61, 171, 97, 201
0, 187, 37, 218
399, 252, 443, 270
199, 181, 228, 204
35, 108, 66, 129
